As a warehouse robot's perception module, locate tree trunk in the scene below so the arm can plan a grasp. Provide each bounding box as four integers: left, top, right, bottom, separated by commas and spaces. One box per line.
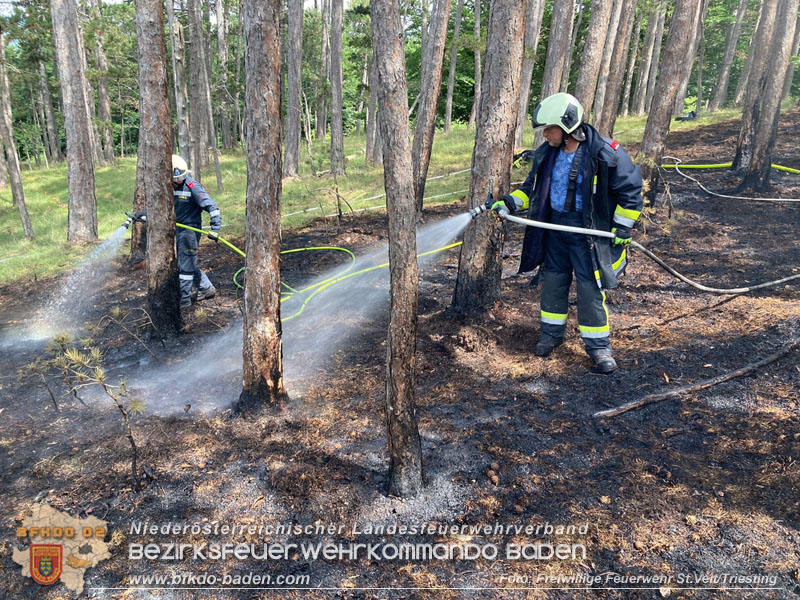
639, 0, 701, 206
560, 0, 585, 93
366, 55, 378, 164
0, 139, 8, 188
733, 2, 765, 107
38, 60, 61, 162
468, 0, 481, 130
412, 0, 451, 214
167, 0, 190, 160
732, 0, 778, 171
316, 0, 330, 140
283, 0, 303, 177
129, 150, 147, 266
80, 40, 104, 167
673, 0, 708, 117
35, 83, 51, 166
0, 29, 33, 240
371, 0, 424, 497
217, 0, 232, 149
592, 0, 624, 120
452, 0, 529, 314
514, 0, 545, 149
539, 0, 574, 100
632, 2, 660, 115
188, 0, 209, 175
444, 0, 464, 133
595, 0, 638, 136
329, 0, 345, 175
574, 0, 614, 115
644, 6, 666, 113
355, 55, 368, 136
740, 0, 798, 190
709, 0, 748, 111
695, 19, 706, 114
782, 16, 800, 99
51, 0, 97, 243
90, 0, 114, 163
234, 10, 244, 145
135, 0, 181, 335
238, 0, 286, 408
620, 11, 643, 118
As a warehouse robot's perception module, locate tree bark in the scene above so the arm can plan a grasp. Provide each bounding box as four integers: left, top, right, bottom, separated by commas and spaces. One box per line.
574, 0, 614, 115
366, 55, 378, 164
283, 0, 303, 177
239, 0, 286, 408
592, 0, 624, 120
90, 0, 114, 163
217, 0, 233, 149
539, 0, 574, 100
135, 0, 181, 335
639, 0, 701, 206
673, 0, 708, 116
733, 1, 764, 106
51, 0, 97, 243
412, 0, 451, 214
782, 16, 800, 100
329, 0, 345, 175
709, 0, 748, 111
0, 29, 33, 240
444, 0, 464, 133
371, 0, 424, 498
740, 0, 799, 190
644, 6, 666, 113
468, 0, 481, 130
452, 0, 529, 314
560, 0, 584, 93
632, 2, 660, 116
732, 0, 778, 171
595, 0, 638, 136
38, 60, 61, 162
620, 11, 643, 118
188, 0, 210, 175
514, 0, 545, 149
316, 0, 330, 140
695, 17, 706, 114
167, 0, 190, 160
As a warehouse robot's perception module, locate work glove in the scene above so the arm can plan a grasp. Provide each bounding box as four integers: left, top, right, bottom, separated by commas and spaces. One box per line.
612, 226, 632, 246
490, 194, 519, 220
132, 210, 147, 222
208, 231, 219, 242
512, 150, 534, 169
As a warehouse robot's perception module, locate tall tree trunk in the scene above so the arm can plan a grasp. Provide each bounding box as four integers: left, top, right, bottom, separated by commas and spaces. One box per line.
167, 0, 190, 160
468, 0, 481, 130
0, 29, 33, 240
239, 0, 286, 407
595, 0, 638, 136
80, 41, 104, 167
560, 0, 584, 92
639, 0, 701, 206
283, 0, 303, 178
90, 0, 114, 163
135, 0, 181, 335
355, 55, 368, 136
330, 0, 345, 175
452, 0, 529, 314
0, 139, 8, 188
366, 55, 378, 165
574, 0, 614, 115
673, 0, 708, 116
38, 60, 61, 162
695, 19, 706, 113
234, 9, 244, 145
371, 0, 424, 498
740, 0, 798, 190
129, 149, 147, 265
316, 0, 330, 140
217, 0, 232, 149
632, 2, 660, 115
188, 0, 209, 175
36, 84, 51, 164
732, 0, 779, 171
733, 1, 764, 106
51, 0, 97, 243
620, 11, 643, 118
444, 0, 464, 133
412, 0, 451, 214
514, 0, 545, 149
535, 0, 574, 146
592, 0, 624, 120
709, 0, 748, 111
782, 16, 800, 99
644, 6, 666, 113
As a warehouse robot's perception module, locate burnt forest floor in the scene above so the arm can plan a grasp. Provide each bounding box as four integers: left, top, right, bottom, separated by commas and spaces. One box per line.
1, 111, 799, 599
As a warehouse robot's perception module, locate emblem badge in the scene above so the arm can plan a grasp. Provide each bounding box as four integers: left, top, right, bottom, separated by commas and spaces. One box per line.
30, 545, 62, 585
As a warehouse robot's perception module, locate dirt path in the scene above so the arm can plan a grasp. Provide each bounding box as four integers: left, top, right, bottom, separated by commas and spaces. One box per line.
1, 115, 799, 599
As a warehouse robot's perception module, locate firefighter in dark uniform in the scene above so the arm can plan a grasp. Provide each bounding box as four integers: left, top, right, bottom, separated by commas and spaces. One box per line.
134, 155, 222, 308
492, 93, 643, 373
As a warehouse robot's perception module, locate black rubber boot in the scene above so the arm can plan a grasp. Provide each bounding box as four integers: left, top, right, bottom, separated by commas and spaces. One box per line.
534, 334, 563, 357
590, 349, 617, 374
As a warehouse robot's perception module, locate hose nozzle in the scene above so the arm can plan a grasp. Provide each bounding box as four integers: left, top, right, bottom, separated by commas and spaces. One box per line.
469, 192, 495, 219
123, 213, 133, 229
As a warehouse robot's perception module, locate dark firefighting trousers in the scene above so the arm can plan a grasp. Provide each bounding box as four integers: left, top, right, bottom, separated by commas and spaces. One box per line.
177, 228, 213, 304
539, 211, 611, 353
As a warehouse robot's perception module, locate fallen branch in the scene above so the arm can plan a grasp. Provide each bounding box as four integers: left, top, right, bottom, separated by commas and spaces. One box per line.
593, 340, 799, 419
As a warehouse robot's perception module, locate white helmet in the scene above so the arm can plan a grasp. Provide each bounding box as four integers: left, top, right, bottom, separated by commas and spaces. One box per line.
172, 154, 189, 184
531, 92, 586, 141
